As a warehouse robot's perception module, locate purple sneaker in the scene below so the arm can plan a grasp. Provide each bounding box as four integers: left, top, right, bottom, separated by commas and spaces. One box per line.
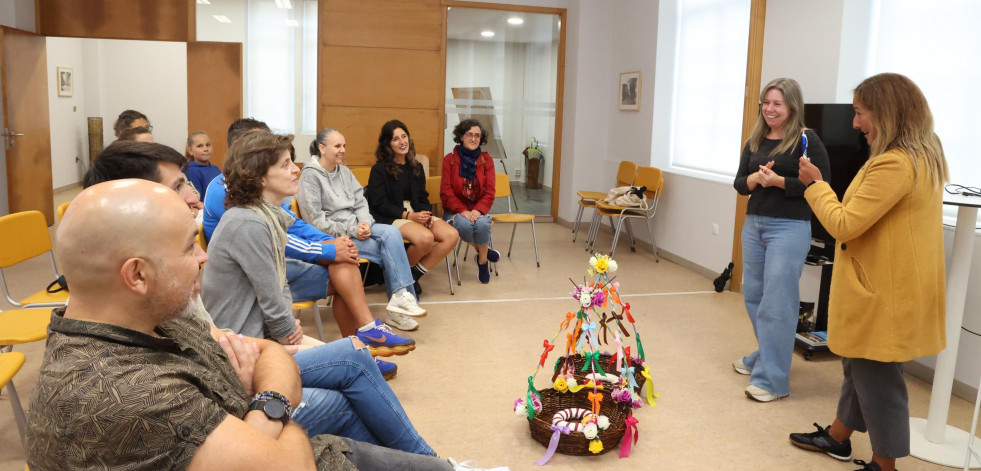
375, 358, 398, 381
356, 320, 416, 357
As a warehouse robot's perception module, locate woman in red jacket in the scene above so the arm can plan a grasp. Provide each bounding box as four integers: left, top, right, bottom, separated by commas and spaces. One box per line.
440, 119, 499, 284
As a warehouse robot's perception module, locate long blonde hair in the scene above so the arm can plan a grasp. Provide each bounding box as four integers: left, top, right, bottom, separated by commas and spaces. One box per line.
854, 73, 948, 187
748, 78, 806, 156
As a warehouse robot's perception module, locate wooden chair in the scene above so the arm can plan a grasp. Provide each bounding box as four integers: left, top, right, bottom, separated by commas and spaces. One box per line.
0, 211, 70, 308
587, 166, 663, 260
490, 173, 540, 267
574, 161, 638, 243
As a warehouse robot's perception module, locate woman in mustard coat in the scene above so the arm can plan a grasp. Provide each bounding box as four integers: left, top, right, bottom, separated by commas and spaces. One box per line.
789, 73, 949, 471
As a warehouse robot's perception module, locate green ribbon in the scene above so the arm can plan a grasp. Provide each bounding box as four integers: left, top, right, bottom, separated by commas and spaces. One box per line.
636, 333, 646, 361
526, 376, 540, 420
580, 351, 606, 376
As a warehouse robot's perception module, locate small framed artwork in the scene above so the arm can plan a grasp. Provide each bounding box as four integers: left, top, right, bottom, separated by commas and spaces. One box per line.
57, 67, 73, 97
618, 71, 641, 111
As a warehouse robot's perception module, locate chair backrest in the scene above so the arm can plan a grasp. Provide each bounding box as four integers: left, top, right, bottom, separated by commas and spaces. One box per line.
290, 197, 302, 219
195, 223, 208, 252
425, 176, 442, 215
616, 161, 639, 187
56, 201, 70, 222
351, 167, 371, 187
494, 173, 511, 198
634, 166, 664, 200
0, 211, 53, 268
416, 154, 431, 178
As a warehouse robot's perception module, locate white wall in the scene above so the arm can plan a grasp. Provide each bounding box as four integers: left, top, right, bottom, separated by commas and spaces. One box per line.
45, 38, 90, 189
0, 0, 36, 32
760, 0, 845, 104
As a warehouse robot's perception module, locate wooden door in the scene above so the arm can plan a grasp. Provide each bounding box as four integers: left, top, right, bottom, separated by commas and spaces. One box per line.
187, 42, 243, 170
1, 27, 54, 225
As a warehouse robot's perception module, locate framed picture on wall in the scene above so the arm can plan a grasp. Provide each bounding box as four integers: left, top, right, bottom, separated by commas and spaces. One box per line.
57, 67, 74, 97
618, 71, 641, 111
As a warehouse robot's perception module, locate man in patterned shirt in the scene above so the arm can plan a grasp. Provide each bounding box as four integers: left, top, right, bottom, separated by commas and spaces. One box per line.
24, 180, 503, 471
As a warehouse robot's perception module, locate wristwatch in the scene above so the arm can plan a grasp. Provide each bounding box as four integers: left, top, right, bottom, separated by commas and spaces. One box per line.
248, 391, 292, 426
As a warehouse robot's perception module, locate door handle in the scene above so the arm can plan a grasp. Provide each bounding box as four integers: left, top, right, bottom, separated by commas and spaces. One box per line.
2, 128, 24, 149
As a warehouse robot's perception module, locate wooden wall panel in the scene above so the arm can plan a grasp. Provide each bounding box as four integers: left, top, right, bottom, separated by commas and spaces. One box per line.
187, 42, 242, 170
321, 46, 441, 109
322, 0, 443, 51
320, 106, 440, 168
37, 0, 190, 41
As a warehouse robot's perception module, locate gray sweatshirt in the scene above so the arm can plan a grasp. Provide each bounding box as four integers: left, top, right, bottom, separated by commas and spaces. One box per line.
201, 207, 296, 340
298, 158, 374, 238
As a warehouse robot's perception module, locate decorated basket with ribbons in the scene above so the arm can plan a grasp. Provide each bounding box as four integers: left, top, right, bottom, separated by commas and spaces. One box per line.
513, 254, 657, 464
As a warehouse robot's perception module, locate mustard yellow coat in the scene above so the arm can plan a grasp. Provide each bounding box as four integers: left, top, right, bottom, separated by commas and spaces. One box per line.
804, 150, 945, 362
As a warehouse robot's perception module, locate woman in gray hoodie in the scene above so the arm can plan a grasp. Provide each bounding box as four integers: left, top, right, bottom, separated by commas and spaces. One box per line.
298, 128, 427, 332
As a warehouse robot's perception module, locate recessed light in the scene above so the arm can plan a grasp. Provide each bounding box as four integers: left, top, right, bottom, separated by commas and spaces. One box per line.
213, 15, 231, 24
196, 0, 210, 4
274, 0, 293, 9
508, 17, 524, 25
481, 31, 495, 37
285, 19, 299, 27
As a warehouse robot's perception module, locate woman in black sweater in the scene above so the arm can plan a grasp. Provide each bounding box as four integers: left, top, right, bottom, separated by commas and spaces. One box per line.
366, 120, 459, 293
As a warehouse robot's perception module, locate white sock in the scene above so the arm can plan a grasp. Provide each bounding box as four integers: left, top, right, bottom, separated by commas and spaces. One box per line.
413, 263, 428, 274
357, 320, 376, 332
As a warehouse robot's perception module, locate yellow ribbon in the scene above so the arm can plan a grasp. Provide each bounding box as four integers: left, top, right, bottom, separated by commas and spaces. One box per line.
641, 365, 658, 406
568, 380, 604, 393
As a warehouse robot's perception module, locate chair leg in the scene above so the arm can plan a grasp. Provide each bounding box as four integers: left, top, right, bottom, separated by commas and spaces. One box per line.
6, 381, 27, 446
531, 220, 540, 267
645, 217, 660, 262
445, 256, 455, 295
610, 217, 627, 257
463, 243, 470, 262
572, 205, 584, 240
489, 232, 498, 276
624, 219, 637, 252
312, 304, 325, 341
586, 212, 601, 252
507, 223, 518, 258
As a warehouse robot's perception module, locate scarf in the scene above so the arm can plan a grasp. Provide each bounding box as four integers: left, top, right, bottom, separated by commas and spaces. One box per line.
248, 199, 294, 288
457, 144, 481, 180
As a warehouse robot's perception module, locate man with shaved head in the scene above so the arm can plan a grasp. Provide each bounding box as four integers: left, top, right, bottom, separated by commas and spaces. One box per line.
24, 180, 502, 471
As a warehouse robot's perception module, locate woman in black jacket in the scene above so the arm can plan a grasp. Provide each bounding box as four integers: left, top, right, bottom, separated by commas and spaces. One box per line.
366, 120, 459, 292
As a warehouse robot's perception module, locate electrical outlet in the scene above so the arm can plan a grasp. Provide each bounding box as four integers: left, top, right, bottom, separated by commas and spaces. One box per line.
514, 169, 522, 179
712, 223, 720, 236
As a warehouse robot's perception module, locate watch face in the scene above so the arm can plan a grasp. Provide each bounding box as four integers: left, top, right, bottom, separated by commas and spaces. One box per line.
263, 399, 287, 419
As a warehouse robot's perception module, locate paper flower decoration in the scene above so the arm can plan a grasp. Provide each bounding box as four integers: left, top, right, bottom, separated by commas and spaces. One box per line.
566, 377, 578, 389
589, 439, 604, 454
582, 423, 599, 440
597, 415, 611, 430
589, 254, 618, 274
554, 377, 569, 393
610, 388, 633, 403
513, 393, 543, 416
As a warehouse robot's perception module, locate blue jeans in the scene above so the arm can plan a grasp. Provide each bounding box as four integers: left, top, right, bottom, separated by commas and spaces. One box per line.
286, 259, 329, 302
740, 214, 810, 396
291, 337, 435, 456
445, 213, 492, 246
354, 224, 416, 299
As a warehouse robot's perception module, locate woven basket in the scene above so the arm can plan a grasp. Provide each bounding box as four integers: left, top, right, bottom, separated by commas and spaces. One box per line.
528, 388, 631, 456
555, 354, 647, 391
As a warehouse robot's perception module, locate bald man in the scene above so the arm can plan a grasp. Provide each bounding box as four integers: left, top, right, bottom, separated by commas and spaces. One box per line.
24, 180, 498, 471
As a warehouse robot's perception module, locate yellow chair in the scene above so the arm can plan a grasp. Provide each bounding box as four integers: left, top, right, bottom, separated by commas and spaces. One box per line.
195, 223, 208, 252
587, 166, 663, 260
574, 161, 638, 243
56, 201, 71, 222
0, 351, 28, 446
0, 211, 70, 308
491, 173, 540, 267
425, 176, 459, 293
351, 167, 371, 188
292, 299, 328, 342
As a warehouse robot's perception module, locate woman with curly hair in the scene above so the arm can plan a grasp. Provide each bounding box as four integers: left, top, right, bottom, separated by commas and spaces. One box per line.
441, 119, 499, 284
366, 120, 459, 294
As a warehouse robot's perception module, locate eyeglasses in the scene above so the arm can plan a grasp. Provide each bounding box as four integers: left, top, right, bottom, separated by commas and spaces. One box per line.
464, 132, 482, 140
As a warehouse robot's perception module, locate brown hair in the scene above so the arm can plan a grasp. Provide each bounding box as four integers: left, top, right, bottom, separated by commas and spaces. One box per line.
854, 73, 948, 186
374, 119, 421, 179
223, 129, 295, 208
185, 130, 209, 162
117, 126, 152, 142
113, 110, 149, 137
747, 78, 806, 155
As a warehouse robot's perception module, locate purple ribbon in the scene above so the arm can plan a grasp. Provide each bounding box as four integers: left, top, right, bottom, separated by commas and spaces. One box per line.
534, 424, 571, 466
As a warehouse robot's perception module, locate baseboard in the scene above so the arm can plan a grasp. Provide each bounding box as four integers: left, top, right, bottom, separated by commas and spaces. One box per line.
54, 182, 82, 194
904, 360, 978, 404
555, 217, 718, 280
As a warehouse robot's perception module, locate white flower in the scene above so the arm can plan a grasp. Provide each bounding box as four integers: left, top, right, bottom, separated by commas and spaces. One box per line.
607, 259, 618, 273
567, 377, 578, 388
583, 423, 599, 439
597, 416, 611, 430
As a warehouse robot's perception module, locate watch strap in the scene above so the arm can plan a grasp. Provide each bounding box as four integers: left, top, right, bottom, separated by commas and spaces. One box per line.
248, 391, 292, 425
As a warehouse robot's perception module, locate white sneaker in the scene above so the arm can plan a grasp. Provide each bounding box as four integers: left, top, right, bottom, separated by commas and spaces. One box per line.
745, 384, 788, 402
386, 290, 427, 317
384, 310, 419, 332
732, 358, 751, 375
447, 458, 509, 471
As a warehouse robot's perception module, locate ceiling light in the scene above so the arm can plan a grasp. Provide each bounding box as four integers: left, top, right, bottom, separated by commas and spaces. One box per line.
508, 17, 524, 25
274, 0, 293, 9
285, 19, 299, 27
196, 0, 210, 4
213, 15, 231, 24
481, 30, 495, 37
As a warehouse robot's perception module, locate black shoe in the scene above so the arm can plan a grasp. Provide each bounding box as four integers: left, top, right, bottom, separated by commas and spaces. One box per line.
413, 281, 423, 297
852, 459, 893, 471
789, 423, 852, 461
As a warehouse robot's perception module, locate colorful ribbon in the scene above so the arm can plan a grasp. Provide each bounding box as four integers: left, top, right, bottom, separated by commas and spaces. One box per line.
598, 312, 611, 345
641, 365, 658, 406
526, 376, 540, 420
583, 322, 599, 350
613, 331, 624, 372
635, 333, 646, 361
581, 351, 605, 376
568, 380, 602, 393
559, 311, 574, 331
588, 391, 603, 415
539, 340, 554, 367
623, 302, 635, 323
619, 416, 640, 458
534, 424, 570, 466
623, 366, 637, 391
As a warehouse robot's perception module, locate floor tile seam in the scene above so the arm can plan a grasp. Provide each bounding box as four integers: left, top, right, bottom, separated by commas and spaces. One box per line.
363, 290, 719, 307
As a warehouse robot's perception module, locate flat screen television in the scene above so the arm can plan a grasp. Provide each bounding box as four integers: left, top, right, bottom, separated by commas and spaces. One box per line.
803, 103, 870, 247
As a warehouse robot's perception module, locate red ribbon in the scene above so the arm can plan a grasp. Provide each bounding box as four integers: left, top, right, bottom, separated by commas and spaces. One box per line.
619, 415, 640, 458
623, 302, 635, 323
539, 340, 555, 367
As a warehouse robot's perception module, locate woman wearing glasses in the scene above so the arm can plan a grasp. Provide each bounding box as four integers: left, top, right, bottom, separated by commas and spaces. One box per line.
366, 120, 459, 295
440, 119, 499, 284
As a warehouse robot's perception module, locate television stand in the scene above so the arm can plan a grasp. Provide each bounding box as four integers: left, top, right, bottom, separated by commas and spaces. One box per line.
796, 240, 834, 360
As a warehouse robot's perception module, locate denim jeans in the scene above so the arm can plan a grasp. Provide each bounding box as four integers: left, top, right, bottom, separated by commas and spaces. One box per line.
291, 337, 435, 456
286, 259, 330, 302
445, 213, 492, 246
740, 214, 810, 396
353, 224, 416, 299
